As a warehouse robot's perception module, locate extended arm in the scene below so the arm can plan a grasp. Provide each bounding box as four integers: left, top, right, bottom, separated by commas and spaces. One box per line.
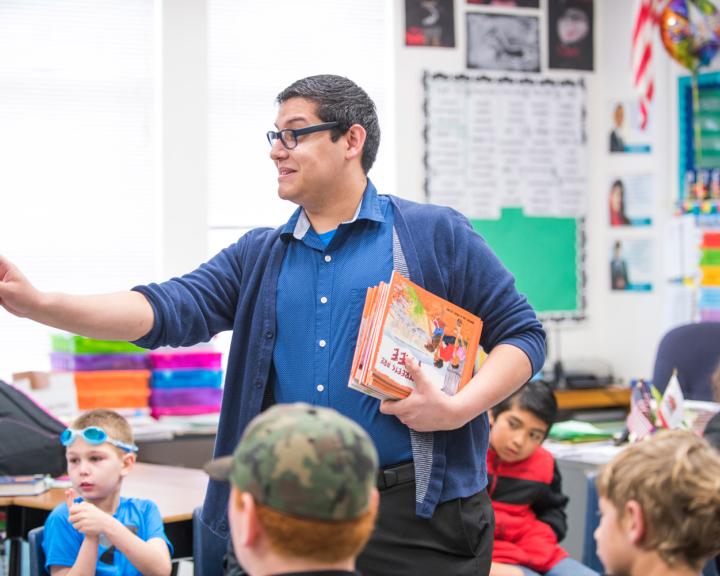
0, 255, 153, 340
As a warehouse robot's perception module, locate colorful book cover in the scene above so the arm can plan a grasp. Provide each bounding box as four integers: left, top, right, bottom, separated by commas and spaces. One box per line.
349, 271, 483, 400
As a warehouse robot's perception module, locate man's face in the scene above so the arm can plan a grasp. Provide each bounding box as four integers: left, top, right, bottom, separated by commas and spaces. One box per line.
269, 97, 345, 210
594, 497, 634, 576
66, 438, 130, 503
489, 406, 548, 463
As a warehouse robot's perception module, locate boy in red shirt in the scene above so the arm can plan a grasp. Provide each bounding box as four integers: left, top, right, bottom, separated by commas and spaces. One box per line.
487, 381, 597, 576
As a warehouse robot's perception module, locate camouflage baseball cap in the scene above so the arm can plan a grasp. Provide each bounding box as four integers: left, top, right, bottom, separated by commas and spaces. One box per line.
204, 403, 379, 521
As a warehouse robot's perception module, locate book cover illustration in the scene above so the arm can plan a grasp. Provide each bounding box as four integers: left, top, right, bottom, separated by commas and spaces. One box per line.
350, 271, 483, 400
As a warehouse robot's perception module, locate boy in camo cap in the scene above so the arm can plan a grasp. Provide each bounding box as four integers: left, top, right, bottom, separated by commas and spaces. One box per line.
205, 402, 379, 576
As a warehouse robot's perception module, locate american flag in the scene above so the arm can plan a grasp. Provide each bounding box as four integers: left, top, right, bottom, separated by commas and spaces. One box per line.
626, 380, 655, 441
632, 0, 667, 129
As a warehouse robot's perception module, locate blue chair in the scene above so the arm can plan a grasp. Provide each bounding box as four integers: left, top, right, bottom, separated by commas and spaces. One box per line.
651, 322, 720, 400
192, 506, 227, 576
28, 526, 49, 576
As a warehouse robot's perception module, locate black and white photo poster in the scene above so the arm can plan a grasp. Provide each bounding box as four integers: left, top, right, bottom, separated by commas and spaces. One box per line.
466, 13, 540, 72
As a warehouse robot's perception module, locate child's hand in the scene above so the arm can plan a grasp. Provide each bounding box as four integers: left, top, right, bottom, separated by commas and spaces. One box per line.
66, 494, 111, 537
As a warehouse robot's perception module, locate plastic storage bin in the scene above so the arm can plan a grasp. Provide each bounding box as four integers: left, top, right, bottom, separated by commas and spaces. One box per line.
74, 370, 151, 393
149, 387, 223, 408
52, 334, 145, 355
149, 351, 222, 370
51, 352, 150, 372
151, 369, 223, 389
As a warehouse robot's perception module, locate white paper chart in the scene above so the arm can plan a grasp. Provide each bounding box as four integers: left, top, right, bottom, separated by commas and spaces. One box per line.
424, 73, 587, 219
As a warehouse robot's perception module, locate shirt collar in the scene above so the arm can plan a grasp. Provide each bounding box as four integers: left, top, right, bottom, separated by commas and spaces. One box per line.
281, 178, 385, 240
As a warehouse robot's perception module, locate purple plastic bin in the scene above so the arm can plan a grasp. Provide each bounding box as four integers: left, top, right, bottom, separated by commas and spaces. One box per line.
149, 351, 222, 370
50, 352, 150, 372
150, 405, 221, 418
149, 387, 223, 408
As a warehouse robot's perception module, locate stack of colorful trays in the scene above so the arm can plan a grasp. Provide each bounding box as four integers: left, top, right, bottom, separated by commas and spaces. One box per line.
148, 349, 223, 418
50, 335, 151, 411
699, 231, 720, 322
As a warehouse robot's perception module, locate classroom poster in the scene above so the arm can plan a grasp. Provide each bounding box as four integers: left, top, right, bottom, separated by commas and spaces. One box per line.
467, 0, 540, 6
466, 13, 540, 72
608, 99, 652, 153
608, 174, 653, 227
547, 0, 594, 71
405, 0, 456, 47
609, 238, 653, 292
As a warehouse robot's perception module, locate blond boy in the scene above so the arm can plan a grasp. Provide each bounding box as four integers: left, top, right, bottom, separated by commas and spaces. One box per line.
43, 409, 172, 576
204, 402, 379, 576
594, 430, 720, 576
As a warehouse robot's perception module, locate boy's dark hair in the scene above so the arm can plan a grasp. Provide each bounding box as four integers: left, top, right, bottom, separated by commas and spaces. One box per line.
491, 380, 558, 430
276, 74, 380, 175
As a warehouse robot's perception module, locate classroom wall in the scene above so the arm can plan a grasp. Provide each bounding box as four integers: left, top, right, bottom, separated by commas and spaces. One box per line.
391, 0, 682, 384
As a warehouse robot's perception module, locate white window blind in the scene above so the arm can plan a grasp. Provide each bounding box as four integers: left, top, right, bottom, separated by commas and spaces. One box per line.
207, 0, 395, 234
0, 1, 156, 380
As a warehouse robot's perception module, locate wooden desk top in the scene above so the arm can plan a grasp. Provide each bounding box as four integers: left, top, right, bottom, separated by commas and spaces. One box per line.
2, 463, 207, 523
554, 386, 631, 410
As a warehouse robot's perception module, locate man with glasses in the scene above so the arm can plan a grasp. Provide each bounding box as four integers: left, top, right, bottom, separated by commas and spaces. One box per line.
0, 74, 545, 576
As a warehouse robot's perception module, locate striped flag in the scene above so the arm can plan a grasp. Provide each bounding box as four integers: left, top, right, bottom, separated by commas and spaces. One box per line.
632, 0, 666, 129
626, 380, 655, 441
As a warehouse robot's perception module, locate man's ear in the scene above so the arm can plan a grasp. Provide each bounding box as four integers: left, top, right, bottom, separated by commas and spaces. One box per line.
488, 411, 495, 426
343, 124, 366, 163
623, 500, 646, 545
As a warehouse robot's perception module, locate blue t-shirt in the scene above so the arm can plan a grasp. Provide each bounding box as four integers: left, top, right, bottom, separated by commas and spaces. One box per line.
43, 497, 173, 575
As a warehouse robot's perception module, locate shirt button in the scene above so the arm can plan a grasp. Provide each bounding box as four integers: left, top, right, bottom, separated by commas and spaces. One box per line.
316, 384, 325, 392
320, 296, 328, 304
319, 339, 327, 348
324, 255, 332, 263
265, 331, 273, 339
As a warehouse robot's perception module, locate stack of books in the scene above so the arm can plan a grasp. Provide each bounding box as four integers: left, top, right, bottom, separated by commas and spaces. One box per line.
0, 474, 52, 497
349, 271, 483, 400
51, 335, 151, 412
148, 348, 223, 418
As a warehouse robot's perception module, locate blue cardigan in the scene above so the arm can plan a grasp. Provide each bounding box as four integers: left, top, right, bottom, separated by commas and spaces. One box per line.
133, 194, 545, 535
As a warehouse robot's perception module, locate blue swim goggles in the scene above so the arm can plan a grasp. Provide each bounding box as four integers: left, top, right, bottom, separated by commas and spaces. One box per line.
60, 426, 138, 453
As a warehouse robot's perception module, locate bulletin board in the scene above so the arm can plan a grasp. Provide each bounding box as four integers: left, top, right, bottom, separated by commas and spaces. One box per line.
424, 72, 587, 320
677, 70, 720, 202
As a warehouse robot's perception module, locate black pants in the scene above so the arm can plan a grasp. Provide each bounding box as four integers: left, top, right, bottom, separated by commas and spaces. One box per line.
357, 481, 494, 576
224, 482, 494, 576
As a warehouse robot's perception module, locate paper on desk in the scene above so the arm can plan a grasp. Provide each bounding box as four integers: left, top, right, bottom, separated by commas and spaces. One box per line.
545, 439, 623, 465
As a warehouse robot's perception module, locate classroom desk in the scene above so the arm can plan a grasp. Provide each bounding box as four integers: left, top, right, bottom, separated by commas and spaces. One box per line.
2, 463, 208, 576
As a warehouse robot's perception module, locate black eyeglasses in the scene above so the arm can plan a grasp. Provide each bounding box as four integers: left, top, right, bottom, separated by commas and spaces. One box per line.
266, 121, 339, 150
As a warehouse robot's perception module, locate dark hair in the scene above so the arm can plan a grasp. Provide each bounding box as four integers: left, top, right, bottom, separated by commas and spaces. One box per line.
276, 74, 380, 175
491, 380, 558, 430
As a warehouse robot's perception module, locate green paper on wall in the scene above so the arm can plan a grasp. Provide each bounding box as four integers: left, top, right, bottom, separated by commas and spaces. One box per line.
472, 208, 582, 319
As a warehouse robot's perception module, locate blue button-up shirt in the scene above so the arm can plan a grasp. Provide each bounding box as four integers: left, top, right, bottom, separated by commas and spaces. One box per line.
272, 181, 412, 467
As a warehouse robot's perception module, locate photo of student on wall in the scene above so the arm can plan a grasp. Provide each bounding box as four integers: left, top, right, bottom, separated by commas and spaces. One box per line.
610, 240, 629, 291
609, 179, 630, 226
609, 103, 626, 153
